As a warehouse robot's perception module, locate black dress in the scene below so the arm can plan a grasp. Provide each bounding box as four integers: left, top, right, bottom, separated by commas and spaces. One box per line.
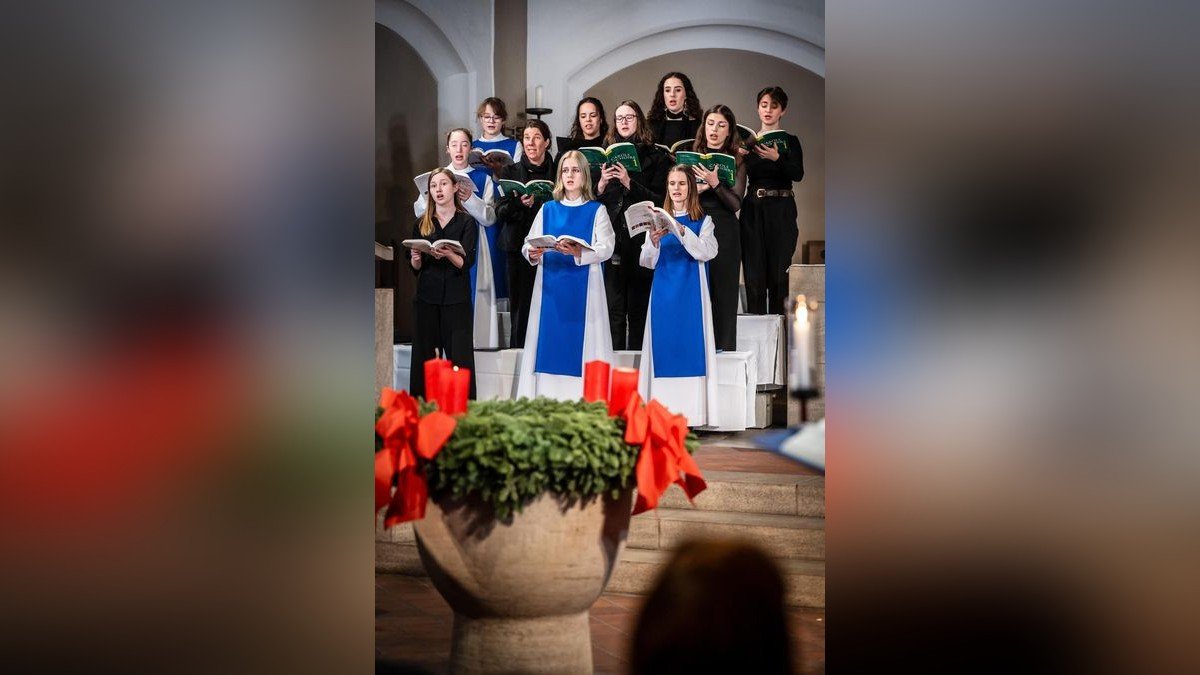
495, 154, 554, 348
740, 133, 804, 314
649, 114, 700, 149
697, 155, 747, 351
596, 139, 671, 350
408, 210, 479, 398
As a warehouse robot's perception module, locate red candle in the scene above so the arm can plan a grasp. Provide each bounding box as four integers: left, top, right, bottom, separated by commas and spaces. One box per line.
582, 360, 611, 403
608, 367, 639, 416
446, 366, 471, 415
423, 358, 452, 409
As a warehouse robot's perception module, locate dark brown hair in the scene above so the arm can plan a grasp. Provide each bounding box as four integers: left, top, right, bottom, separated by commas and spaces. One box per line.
604, 99, 654, 147
568, 96, 609, 141
647, 72, 703, 125
693, 104, 744, 159
756, 86, 789, 110
522, 119, 551, 144
630, 539, 793, 675
475, 97, 508, 120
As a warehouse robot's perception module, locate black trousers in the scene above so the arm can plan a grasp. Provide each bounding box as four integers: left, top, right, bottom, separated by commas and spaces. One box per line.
740, 196, 798, 315
505, 252, 536, 348
604, 261, 652, 350
707, 209, 742, 351
409, 300, 476, 399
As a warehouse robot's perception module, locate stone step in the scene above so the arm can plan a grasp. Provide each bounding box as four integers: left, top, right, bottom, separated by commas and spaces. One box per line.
608, 547, 825, 608
626, 508, 824, 560
655, 470, 824, 517
376, 542, 825, 608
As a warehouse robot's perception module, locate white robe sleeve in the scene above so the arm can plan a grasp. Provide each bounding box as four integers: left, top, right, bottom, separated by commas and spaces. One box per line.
521, 205, 546, 265
678, 216, 718, 262
639, 234, 661, 269
462, 176, 496, 226
413, 193, 427, 218
577, 205, 614, 266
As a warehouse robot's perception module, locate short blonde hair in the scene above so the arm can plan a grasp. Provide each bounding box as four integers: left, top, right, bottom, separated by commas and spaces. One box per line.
552, 150, 595, 202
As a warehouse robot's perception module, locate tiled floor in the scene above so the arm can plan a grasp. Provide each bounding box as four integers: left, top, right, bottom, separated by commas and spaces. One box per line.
376, 574, 825, 675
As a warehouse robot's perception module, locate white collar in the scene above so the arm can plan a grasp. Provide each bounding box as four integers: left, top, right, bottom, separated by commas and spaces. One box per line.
561, 196, 586, 205
446, 163, 471, 175
672, 209, 688, 217
479, 134, 505, 142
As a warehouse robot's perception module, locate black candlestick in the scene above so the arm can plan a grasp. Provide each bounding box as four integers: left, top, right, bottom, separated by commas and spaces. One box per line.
525, 107, 552, 120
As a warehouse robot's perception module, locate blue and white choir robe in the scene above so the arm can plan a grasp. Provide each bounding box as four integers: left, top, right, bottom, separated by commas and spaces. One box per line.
413, 164, 500, 349
638, 210, 720, 427
515, 197, 616, 401
471, 135, 522, 300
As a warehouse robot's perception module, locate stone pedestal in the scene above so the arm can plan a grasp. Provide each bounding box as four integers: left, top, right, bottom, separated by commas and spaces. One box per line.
375, 288, 394, 399
413, 489, 633, 674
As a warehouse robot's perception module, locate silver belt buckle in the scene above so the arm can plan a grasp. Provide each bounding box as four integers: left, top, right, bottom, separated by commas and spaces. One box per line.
756, 188, 767, 198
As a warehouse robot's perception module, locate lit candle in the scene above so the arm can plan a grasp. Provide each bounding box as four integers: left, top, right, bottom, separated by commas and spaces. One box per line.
446, 366, 471, 415
583, 360, 611, 403
534, 85, 543, 108
790, 295, 812, 392
424, 357, 452, 409
609, 367, 639, 415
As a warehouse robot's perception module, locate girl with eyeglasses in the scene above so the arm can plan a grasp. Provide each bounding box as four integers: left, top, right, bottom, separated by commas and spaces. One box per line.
646, 72, 703, 149
515, 150, 615, 401
413, 128, 500, 349
637, 164, 719, 426
596, 99, 672, 351
690, 104, 748, 351
470, 97, 519, 308
740, 86, 805, 315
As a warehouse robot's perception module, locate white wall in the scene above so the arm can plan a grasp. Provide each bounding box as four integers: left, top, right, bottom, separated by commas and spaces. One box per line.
526, 0, 824, 126
375, 0, 495, 134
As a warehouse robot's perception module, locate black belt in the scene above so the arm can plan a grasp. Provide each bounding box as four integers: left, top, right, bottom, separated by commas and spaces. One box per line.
754, 188, 794, 198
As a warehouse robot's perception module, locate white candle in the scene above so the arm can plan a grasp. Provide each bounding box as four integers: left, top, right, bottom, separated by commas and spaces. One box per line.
534, 85, 543, 108
790, 295, 812, 391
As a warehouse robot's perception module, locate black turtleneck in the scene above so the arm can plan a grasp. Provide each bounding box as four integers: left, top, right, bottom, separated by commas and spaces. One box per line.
651, 113, 699, 147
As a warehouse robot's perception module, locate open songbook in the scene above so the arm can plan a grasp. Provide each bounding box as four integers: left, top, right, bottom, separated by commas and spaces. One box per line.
497, 178, 554, 199
654, 138, 694, 155
675, 151, 736, 188
578, 142, 641, 172
623, 200, 684, 239
413, 169, 476, 197
401, 238, 466, 255
524, 234, 595, 252
468, 147, 515, 171
736, 124, 789, 153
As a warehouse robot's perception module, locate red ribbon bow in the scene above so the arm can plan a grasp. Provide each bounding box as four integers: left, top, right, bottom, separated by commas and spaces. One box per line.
374, 388, 456, 527
621, 392, 707, 515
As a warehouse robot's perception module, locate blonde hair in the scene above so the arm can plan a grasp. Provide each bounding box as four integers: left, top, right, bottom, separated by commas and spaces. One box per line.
663, 165, 704, 221
418, 168, 466, 237
552, 150, 595, 202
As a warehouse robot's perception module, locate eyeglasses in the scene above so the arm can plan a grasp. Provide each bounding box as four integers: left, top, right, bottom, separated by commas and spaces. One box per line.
614, 115, 637, 123
480, 115, 502, 122
562, 167, 583, 174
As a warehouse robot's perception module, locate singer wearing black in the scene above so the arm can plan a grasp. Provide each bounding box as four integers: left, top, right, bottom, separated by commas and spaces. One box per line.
555, 96, 609, 170
495, 119, 554, 348
740, 86, 804, 315
596, 99, 671, 350
690, 104, 747, 351
646, 72, 702, 148
408, 168, 478, 399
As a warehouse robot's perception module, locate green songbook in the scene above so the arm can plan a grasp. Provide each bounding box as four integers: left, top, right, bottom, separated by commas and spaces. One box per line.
578, 142, 641, 173
674, 151, 736, 189
736, 125, 790, 153
497, 178, 555, 200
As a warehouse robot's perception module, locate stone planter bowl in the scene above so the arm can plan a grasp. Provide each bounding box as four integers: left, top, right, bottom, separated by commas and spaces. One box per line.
413, 488, 633, 674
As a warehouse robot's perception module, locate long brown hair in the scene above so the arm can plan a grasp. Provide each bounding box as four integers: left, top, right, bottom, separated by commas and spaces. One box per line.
551, 151, 595, 202
646, 72, 703, 125
693, 104, 743, 160
604, 99, 654, 147
418, 168, 466, 237
663, 165, 704, 221
568, 96, 609, 141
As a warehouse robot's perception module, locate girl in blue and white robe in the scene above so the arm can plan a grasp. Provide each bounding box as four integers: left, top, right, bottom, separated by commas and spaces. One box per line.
638, 165, 719, 426
516, 150, 615, 401
414, 128, 500, 349
472, 98, 522, 304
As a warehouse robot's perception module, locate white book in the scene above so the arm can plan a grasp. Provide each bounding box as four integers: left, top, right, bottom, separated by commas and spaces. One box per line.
623, 200, 683, 238
401, 238, 466, 255
524, 234, 595, 252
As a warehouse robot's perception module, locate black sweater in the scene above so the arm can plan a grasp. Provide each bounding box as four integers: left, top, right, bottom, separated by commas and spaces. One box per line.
649, 115, 700, 149
744, 132, 805, 190
495, 154, 555, 252
596, 139, 672, 271
408, 210, 478, 305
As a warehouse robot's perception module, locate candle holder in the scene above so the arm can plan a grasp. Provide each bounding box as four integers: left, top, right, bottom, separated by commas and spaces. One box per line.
786, 294, 822, 423
524, 107, 552, 120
